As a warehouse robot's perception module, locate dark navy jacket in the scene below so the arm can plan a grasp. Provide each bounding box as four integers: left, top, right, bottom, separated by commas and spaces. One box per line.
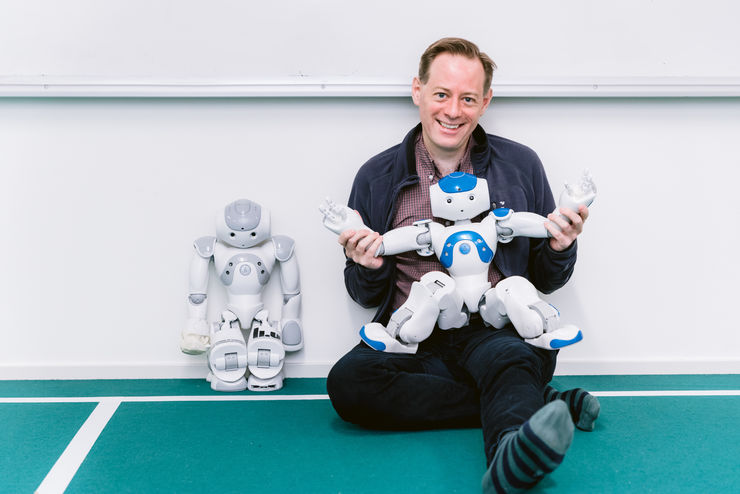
345, 124, 578, 324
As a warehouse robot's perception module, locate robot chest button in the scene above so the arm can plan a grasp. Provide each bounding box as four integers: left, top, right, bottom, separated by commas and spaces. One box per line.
239, 264, 252, 276
459, 244, 471, 255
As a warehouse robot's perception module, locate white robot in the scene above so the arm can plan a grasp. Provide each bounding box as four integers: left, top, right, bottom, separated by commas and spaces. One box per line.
320, 171, 595, 354
181, 199, 303, 391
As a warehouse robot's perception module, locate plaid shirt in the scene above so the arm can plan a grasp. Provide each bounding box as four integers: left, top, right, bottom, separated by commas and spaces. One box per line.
390, 134, 504, 310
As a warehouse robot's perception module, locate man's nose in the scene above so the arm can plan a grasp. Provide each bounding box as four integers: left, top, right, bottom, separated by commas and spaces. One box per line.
445, 98, 461, 118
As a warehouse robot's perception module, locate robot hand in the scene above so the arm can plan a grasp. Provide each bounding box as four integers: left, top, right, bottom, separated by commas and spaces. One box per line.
180, 318, 210, 355
280, 318, 303, 352
555, 170, 597, 221
319, 198, 370, 235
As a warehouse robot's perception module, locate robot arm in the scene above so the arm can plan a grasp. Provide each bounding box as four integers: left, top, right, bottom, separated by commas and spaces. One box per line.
493, 209, 549, 243
181, 236, 216, 354
272, 235, 303, 352
319, 198, 433, 257
375, 220, 434, 257
494, 171, 597, 243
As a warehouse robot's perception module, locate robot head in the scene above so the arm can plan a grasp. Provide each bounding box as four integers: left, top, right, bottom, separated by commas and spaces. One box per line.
216, 199, 271, 248
430, 172, 491, 221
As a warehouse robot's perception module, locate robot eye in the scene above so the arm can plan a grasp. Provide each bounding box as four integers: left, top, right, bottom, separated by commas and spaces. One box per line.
446, 197, 452, 203
469, 195, 475, 200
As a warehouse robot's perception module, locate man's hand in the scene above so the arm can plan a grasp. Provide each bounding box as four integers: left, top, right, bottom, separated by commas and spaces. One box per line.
339, 229, 385, 269
545, 205, 589, 252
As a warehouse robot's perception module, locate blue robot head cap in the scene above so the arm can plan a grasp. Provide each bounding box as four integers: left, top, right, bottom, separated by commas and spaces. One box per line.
438, 172, 477, 193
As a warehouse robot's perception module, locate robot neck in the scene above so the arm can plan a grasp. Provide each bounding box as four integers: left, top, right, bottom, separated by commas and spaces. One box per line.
454, 219, 472, 226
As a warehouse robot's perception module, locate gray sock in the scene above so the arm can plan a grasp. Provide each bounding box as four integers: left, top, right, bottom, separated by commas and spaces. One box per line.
544, 385, 601, 431
482, 401, 574, 493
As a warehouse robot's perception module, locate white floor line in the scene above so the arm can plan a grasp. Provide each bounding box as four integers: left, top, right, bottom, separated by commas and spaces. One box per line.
2, 394, 330, 404
3, 391, 740, 405
35, 398, 120, 494
592, 390, 740, 397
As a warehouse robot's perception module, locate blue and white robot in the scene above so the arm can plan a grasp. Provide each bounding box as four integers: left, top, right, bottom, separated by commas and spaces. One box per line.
320, 171, 596, 354
181, 199, 303, 391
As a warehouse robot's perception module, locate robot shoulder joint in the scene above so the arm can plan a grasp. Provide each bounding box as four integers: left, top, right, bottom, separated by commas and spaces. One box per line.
272, 235, 296, 262
193, 236, 217, 258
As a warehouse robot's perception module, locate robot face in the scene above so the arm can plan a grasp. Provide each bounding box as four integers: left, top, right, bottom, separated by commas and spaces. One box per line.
216, 199, 271, 248
430, 172, 491, 221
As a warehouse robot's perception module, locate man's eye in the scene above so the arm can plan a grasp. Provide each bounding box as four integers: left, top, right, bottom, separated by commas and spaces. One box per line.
464, 97, 474, 103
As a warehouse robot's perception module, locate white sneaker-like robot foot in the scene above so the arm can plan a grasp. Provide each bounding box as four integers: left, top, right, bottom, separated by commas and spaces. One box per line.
246, 310, 286, 391
207, 311, 248, 392
360, 272, 467, 354
207, 310, 286, 392
479, 276, 582, 349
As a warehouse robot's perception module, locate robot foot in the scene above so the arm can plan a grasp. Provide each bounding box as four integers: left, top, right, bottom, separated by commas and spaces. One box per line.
248, 371, 285, 392
246, 313, 286, 390
525, 325, 583, 350
360, 323, 418, 354
206, 372, 248, 392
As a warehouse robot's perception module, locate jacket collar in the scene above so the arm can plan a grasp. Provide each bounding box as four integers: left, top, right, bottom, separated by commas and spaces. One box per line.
398, 123, 491, 178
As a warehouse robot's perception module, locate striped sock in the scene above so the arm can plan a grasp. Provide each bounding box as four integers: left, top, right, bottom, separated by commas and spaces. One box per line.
482, 400, 574, 493
544, 385, 601, 431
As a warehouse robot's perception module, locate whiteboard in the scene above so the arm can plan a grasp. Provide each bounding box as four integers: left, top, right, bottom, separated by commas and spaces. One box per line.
2, 0, 740, 97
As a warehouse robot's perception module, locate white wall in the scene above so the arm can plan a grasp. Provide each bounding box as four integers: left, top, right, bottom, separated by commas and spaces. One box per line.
1, 0, 739, 379
1, 96, 739, 379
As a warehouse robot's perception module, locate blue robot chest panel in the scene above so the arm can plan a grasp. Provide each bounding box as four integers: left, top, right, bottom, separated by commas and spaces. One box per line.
439, 231, 494, 269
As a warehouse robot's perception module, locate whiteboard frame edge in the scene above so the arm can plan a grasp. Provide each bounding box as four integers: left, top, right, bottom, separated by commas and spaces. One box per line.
2, 78, 740, 98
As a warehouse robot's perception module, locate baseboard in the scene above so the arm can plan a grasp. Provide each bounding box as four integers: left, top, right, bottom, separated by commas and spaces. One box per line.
554, 358, 740, 376
0, 361, 335, 380
0, 359, 738, 380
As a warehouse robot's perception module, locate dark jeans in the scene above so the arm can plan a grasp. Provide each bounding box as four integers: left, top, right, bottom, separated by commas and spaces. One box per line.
326, 319, 558, 464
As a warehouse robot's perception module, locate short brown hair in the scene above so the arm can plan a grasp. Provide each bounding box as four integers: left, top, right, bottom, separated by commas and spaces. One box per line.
418, 37, 497, 93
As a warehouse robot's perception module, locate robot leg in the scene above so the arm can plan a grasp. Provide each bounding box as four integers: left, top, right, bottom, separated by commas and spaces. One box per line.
207, 310, 248, 392
359, 271, 466, 354
246, 309, 286, 391
479, 276, 582, 350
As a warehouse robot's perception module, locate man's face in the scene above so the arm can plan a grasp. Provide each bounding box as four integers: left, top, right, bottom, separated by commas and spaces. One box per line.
412, 53, 492, 159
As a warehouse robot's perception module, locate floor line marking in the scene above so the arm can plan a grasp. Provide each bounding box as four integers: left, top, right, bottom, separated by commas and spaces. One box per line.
1, 394, 331, 404
2, 391, 740, 404
591, 390, 740, 397
35, 398, 120, 494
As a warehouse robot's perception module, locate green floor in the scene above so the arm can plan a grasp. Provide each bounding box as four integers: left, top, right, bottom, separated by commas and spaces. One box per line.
2, 376, 739, 493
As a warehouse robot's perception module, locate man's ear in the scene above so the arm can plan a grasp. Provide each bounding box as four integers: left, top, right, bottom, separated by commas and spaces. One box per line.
480, 88, 493, 114
411, 77, 422, 106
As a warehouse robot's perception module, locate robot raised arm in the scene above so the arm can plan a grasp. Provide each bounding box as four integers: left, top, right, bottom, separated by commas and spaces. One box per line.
181, 236, 216, 354
319, 199, 434, 257
493, 209, 549, 244
494, 171, 597, 242
376, 220, 434, 257
272, 235, 303, 352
